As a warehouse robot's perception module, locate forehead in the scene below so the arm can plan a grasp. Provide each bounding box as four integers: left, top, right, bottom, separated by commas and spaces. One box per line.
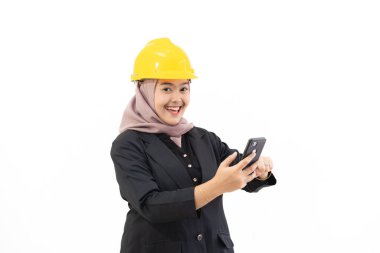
157, 79, 189, 85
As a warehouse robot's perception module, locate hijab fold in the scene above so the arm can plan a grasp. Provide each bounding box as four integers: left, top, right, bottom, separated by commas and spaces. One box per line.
119, 79, 193, 146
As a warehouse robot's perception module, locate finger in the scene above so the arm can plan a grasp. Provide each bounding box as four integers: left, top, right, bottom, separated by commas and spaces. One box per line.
256, 159, 265, 172
246, 171, 257, 182
262, 158, 272, 172
236, 152, 256, 170
221, 152, 238, 167
251, 159, 260, 168
269, 159, 274, 170
255, 163, 266, 177
242, 163, 257, 176
263, 157, 273, 171
255, 169, 263, 178
265, 163, 271, 172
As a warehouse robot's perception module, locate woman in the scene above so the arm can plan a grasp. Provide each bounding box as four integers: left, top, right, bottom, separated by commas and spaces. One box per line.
110, 38, 276, 253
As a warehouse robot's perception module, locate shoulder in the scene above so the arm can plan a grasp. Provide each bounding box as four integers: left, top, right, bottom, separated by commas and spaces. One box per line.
111, 130, 152, 155
189, 126, 216, 136
112, 130, 142, 144
189, 127, 222, 144
189, 126, 207, 136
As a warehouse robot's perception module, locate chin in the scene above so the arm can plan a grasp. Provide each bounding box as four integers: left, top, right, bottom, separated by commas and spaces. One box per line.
161, 116, 181, 125
167, 120, 181, 126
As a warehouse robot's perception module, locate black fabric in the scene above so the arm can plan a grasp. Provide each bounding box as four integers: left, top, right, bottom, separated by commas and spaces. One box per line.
243, 171, 277, 192
157, 133, 202, 186
111, 127, 276, 253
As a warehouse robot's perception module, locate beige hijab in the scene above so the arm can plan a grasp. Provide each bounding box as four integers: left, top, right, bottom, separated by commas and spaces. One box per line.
119, 79, 193, 146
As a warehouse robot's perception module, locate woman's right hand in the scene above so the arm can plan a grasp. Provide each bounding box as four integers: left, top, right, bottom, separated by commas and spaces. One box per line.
212, 151, 258, 193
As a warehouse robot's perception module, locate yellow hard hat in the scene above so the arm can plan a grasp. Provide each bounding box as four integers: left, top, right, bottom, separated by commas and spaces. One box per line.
131, 38, 197, 81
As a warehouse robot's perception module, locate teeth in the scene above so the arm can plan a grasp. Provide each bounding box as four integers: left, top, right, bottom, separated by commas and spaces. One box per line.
167, 106, 180, 111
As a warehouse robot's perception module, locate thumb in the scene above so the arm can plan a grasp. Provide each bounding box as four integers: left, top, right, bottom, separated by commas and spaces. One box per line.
221, 152, 238, 167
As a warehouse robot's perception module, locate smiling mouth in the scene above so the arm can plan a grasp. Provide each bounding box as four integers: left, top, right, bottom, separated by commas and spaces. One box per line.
166, 106, 182, 114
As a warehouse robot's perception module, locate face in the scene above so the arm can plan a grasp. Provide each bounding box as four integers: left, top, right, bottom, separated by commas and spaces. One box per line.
154, 79, 190, 125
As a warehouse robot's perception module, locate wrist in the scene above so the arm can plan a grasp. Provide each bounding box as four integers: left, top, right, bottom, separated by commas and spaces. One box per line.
257, 171, 271, 181
195, 178, 223, 210
208, 177, 224, 196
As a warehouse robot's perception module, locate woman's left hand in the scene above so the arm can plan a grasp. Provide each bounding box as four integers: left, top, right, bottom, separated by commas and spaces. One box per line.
255, 156, 273, 180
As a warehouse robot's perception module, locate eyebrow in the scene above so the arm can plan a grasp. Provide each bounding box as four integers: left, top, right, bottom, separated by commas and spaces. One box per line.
159, 82, 189, 86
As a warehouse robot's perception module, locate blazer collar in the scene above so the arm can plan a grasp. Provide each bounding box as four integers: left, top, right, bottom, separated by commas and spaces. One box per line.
145, 134, 194, 188
143, 128, 216, 188
187, 128, 216, 183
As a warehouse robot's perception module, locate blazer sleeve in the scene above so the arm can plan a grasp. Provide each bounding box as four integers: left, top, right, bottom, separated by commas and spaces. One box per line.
110, 132, 198, 223
207, 131, 276, 193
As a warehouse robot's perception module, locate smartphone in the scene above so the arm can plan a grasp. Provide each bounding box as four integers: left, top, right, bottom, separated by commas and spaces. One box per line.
242, 137, 266, 169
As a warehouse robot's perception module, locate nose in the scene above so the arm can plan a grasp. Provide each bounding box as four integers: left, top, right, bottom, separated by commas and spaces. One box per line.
170, 91, 183, 103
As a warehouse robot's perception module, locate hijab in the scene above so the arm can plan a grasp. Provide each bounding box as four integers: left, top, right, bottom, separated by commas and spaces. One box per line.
119, 79, 193, 147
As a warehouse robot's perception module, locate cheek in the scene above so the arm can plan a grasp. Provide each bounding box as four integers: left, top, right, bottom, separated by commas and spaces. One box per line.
184, 94, 190, 105
154, 94, 164, 110
154, 97, 169, 116
154, 100, 159, 111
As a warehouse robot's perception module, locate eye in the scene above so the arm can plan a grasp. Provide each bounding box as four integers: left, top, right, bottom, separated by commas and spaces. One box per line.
162, 87, 172, 92
180, 87, 189, 92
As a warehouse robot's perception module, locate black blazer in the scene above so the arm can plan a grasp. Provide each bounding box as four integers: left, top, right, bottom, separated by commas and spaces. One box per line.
111, 127, 276, 253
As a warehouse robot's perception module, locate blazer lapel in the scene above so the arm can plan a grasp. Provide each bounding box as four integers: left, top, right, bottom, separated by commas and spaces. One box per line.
145, 134, 194, 188
188, 129, 217, 183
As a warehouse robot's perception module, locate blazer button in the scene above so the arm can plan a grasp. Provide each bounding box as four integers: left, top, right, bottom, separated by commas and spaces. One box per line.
197, 234, 203, 241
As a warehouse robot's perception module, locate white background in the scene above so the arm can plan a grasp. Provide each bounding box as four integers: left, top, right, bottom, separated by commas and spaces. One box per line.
1, 0, 379, 252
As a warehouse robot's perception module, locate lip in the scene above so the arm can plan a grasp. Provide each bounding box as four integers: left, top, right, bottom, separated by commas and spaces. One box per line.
165, 105, 183, 115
